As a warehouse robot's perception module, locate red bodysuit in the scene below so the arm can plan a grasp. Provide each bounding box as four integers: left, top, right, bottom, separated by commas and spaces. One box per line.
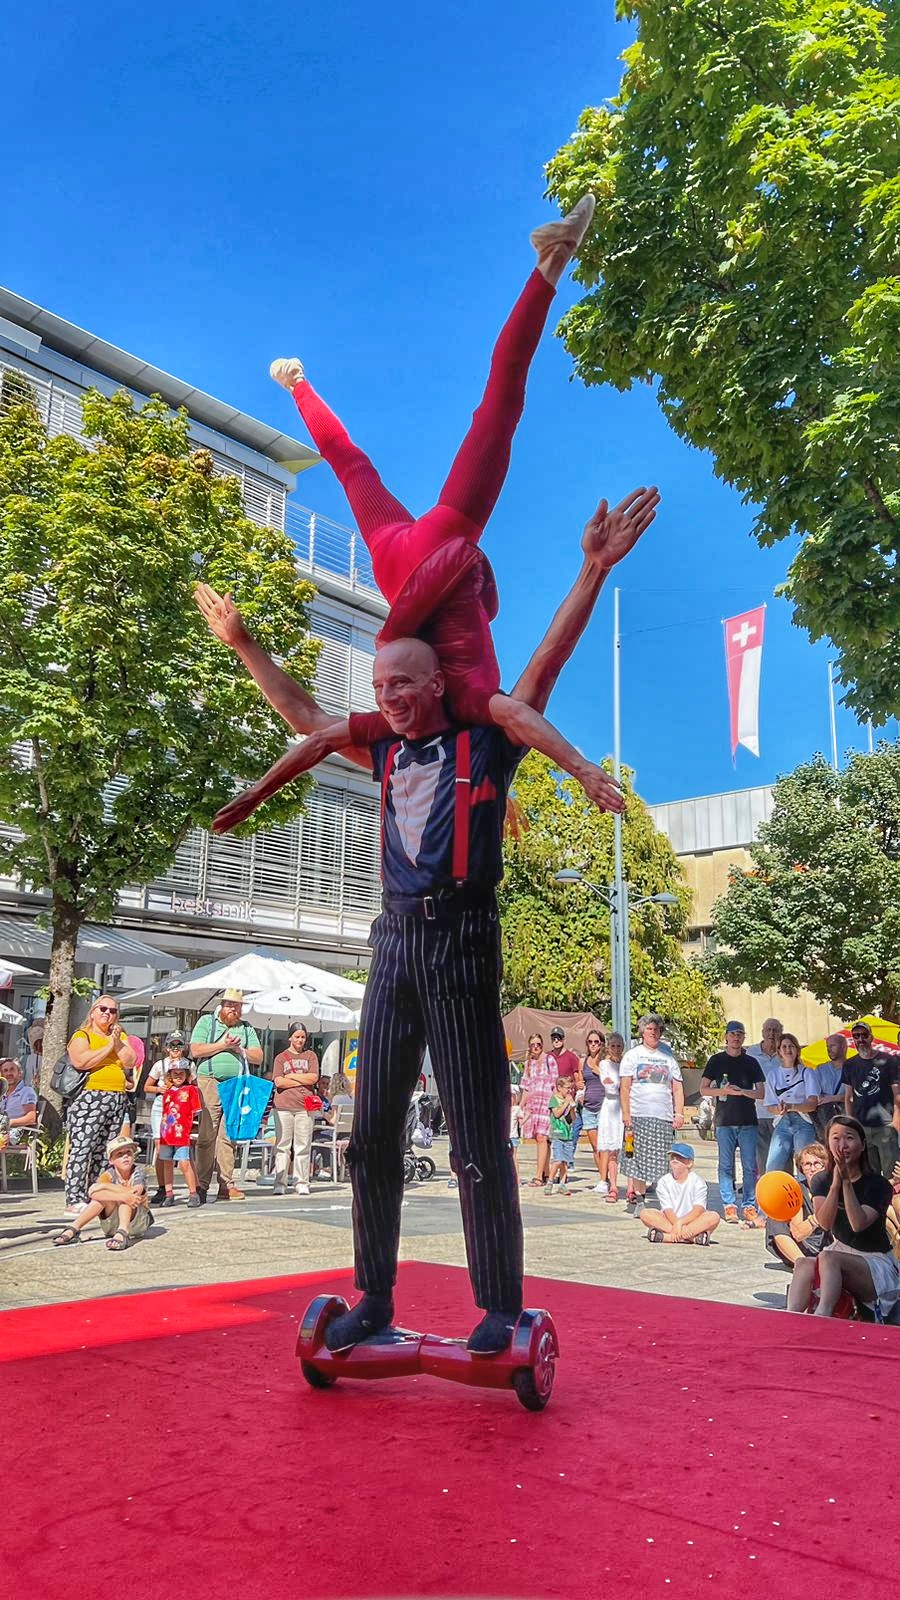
287, 269, 555, 743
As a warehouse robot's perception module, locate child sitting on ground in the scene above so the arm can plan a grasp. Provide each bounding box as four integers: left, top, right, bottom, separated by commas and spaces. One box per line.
158, 1058, 202, 1207
548, 1076, 578, 1194
53, 1135, 153, 1251
639, 1143, 720, 1245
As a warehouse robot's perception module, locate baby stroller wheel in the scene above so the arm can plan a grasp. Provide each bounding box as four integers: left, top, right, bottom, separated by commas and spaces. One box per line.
416, 1155, 436, 1180
403, 1153, 418, 1184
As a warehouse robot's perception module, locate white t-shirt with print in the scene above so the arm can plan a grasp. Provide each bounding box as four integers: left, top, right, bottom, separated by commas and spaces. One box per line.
656, 1170, 707, 1219
620, 1043, 682, 1121
146, 1059, 169, 1137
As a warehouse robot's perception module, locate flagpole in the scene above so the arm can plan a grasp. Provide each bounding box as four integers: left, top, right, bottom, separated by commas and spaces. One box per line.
612, 587, 627, 1042
827, 661, 839, 772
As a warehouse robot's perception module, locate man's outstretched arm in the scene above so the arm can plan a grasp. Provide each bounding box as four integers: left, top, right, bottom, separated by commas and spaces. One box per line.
194, 585, 372, 771
510, 487, 659, 714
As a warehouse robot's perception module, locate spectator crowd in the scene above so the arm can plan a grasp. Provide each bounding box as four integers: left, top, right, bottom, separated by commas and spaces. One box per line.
5, 993, 900, 1324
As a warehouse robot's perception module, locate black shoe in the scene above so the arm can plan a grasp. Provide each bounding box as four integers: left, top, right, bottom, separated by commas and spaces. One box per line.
151, 1188, 166, 1206
324, 1295, 394, 1352
196, 1189, 207, 1206
163, 1195, 176, 1207
466, 1311, 517, 1355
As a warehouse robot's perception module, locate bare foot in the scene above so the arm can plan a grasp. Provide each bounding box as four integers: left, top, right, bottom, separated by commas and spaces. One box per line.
531, 193, 596, 286
270, 357, 305, 390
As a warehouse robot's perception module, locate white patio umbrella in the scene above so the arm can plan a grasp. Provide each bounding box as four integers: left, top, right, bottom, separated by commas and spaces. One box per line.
121, 948, 367, 1012
242, 985, 360, 1031
0, 959, 40, 988
0, 1002, 25, 1025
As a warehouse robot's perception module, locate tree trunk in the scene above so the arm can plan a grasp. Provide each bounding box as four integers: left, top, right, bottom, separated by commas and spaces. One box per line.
40, 898, 81, 1108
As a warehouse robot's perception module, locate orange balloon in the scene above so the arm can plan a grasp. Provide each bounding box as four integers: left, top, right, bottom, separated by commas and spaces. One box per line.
756, 1171, 803, 1222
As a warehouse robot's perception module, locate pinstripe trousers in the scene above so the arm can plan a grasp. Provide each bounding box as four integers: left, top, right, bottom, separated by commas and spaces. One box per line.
347, 900, 524, 1314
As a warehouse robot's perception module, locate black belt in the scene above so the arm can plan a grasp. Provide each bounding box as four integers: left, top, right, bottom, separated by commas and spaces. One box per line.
381, 884, 497, 920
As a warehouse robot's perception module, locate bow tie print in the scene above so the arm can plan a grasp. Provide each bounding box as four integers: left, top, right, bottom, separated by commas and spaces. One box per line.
395, 743, 442, 771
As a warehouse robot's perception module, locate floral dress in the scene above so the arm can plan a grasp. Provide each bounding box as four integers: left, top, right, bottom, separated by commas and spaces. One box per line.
522, 1054, 558, 1140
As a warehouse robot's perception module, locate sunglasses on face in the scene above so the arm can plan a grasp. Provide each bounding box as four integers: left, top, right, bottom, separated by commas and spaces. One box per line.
96, 1006, 118, 1016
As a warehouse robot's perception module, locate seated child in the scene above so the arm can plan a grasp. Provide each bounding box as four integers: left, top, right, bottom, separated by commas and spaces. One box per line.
548, 1076, 578, 1193
639, 1143, 720, 1245
765, 1143, 830, 1268
53, 1135, 152, 1252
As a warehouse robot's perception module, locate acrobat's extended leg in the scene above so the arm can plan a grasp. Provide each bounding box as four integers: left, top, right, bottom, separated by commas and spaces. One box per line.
436, 194, 595, 533
271, 360, 413, 537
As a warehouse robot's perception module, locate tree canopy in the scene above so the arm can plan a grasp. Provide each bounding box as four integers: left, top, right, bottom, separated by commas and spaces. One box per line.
499, 751, 722, 1055
0, 381, 319, 1089
546, 0, 900, 721
705, 743, 900, 1019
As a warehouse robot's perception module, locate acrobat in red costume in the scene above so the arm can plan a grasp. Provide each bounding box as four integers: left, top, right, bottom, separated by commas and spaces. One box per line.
270, 197, 595, 748
206, 200, 660, 832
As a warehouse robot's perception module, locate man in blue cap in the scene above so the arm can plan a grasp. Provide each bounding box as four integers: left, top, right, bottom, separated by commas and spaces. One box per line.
638, 1143, 721, 1245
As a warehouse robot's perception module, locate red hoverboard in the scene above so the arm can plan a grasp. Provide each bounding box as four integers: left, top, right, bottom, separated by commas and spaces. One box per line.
297, 1294, 559, 1412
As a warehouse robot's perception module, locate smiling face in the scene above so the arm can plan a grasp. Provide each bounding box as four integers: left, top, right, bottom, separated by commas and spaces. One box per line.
372, 639, 447, 738
641, 1021, 663, 1048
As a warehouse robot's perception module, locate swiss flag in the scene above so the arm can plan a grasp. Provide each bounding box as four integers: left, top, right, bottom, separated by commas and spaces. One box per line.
724, 606, 766, 758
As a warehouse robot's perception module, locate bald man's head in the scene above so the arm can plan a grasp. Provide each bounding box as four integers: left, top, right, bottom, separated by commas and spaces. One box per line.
372, 638, 448, 738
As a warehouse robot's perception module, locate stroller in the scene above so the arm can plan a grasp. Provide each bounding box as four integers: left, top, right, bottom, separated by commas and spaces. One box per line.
403, 1094, 437, 1184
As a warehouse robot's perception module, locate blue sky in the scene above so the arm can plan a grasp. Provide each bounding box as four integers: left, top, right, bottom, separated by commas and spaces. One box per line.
5, 1, 884, 803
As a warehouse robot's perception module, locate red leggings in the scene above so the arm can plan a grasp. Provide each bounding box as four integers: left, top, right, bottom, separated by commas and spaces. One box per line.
290, 268, 555, 599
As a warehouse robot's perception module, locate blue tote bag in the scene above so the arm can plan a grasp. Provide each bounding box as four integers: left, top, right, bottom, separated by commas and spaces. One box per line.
218, 1060, 273, 1142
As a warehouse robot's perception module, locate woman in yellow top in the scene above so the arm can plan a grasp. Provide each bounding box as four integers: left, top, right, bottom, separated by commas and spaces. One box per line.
64, 995, 137, 1212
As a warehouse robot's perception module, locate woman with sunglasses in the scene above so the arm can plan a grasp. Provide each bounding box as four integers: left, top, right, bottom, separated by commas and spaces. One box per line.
582, 1028, 620, 1200
64, 995, 137, 1215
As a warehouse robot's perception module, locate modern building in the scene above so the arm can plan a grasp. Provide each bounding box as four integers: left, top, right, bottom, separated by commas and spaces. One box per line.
0, 285, 388, 1028
648, 785, 839, 1043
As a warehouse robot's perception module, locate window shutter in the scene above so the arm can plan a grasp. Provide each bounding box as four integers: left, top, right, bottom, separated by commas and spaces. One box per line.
299, 785, 343, 909
350, 628, 377, 712
342, 796, 381, 913
252, 819, 300, 912
313, 613, 352, 715
205, 830, 253, 900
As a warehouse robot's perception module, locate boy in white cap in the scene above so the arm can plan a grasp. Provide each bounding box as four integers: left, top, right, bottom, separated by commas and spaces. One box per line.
53, 1135, 153, 1251
638, 1143, 720, 1245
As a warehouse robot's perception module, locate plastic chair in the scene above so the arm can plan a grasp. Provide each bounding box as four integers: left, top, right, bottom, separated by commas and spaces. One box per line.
0, 1099, 48, 1196
310, 1106, 354, 1185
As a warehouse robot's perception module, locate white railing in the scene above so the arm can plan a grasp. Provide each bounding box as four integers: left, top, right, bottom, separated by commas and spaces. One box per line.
287, 500, 379, 598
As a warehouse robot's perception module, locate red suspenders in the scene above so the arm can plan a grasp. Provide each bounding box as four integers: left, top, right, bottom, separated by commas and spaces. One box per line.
379, 731, 473, 885
451, 729, 472, 884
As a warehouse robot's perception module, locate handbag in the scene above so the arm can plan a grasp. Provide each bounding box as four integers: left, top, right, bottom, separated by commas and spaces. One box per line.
304, 1094, 324, 1113
50, 1052, 88, 1100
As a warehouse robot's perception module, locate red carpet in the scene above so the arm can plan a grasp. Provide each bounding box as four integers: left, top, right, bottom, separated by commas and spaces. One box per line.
2, 1262, 896, 1600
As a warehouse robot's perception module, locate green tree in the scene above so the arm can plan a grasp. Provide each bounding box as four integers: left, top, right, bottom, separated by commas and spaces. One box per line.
546, 0, 900, 720
705, 743, 900, 1019
499, 752, 722, 1055
0, 385, 319, 1096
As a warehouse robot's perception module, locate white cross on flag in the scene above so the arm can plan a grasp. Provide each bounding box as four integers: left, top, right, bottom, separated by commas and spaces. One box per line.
723, 605, 766, 757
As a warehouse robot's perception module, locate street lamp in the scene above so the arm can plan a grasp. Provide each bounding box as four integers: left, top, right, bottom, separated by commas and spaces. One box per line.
553, 869, 677, 1041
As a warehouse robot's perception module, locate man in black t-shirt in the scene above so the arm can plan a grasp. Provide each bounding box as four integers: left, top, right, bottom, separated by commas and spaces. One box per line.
841, 1021, 900, 1177
700, 1021, 765, 1226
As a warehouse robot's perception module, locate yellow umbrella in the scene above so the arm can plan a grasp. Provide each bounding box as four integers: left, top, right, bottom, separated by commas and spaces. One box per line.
801, 1015, 900, 1068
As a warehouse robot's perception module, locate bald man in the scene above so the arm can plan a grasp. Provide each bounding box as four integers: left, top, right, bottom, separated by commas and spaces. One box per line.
197, 495, 655, 1353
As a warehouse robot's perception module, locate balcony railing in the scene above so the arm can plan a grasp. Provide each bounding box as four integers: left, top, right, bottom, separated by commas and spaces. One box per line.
287, 500, 380, 599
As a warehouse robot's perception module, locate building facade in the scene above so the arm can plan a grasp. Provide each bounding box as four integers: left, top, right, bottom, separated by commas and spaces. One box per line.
648, 786, 839, 1044
0, 286, 388, 991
